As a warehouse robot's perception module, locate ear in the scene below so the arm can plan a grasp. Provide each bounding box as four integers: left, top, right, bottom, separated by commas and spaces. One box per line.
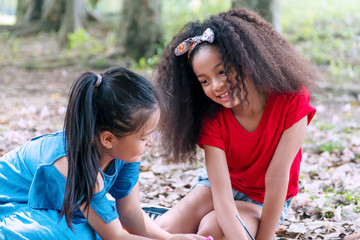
99, 131, 115, 149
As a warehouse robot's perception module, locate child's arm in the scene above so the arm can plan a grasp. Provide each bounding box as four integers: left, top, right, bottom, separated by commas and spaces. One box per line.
80, 200, 151, 240
204, 144, 250, 239
115, 182, 172, 239
82, 182, 205, 240
116, 182, 207, 240
256, 116, 308, 240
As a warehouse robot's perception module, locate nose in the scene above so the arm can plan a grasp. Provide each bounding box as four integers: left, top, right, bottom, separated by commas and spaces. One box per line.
212, 78, 225, 92
145, 134, 154, 147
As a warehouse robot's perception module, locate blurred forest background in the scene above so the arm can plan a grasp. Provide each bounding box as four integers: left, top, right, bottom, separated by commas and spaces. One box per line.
0, 0, 359, 239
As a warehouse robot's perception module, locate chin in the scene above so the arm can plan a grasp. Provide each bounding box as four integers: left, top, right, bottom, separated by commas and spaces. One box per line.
133, 155, 143, 162
221, 101, 238, 109
122, 156, 142, 163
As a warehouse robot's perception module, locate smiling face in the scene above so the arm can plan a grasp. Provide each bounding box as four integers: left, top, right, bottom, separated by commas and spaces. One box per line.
191, 45, 243, 109
106, 107, 160, 163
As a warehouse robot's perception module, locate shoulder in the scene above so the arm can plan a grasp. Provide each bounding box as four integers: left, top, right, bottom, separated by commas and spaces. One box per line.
272, 87, 316, 129
20, 131, 66, 170
198, 108, 230, 150
272, 86, 312, 108
26, 131, 65, 154
290, 86, 311, 101
29, 131, 65, 142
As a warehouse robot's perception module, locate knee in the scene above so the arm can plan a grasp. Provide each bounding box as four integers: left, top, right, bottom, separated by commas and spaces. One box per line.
155, 214, 175, 232
197, 211, 225, 240
155, 186, 215, 234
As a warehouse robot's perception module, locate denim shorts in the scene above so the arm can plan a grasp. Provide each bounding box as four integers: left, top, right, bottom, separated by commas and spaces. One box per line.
192, 167, 292, 225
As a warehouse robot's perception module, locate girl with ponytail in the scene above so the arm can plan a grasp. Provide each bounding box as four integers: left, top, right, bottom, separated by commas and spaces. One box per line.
0, 67, 206, 240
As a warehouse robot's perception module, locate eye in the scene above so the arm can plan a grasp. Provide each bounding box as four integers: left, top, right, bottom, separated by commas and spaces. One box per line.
219, 69, 226, 75
200, 79, 209, 85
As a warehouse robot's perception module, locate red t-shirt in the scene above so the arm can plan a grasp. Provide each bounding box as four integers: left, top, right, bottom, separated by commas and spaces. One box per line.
198, 88, 316, 203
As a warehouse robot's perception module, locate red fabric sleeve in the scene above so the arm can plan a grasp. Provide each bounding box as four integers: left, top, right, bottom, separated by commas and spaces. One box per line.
197, 113, 226, 151
284, 87, 316, 130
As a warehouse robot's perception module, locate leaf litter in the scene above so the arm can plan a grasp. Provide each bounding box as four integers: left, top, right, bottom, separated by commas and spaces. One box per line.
1, 68, 359, 239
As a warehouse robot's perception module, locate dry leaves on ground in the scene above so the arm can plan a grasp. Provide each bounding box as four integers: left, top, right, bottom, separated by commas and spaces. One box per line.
1, 67, 359, 239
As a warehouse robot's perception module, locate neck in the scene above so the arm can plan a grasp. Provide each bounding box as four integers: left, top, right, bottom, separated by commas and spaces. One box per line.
232, 80, 267, 116
98, 153, 114, 172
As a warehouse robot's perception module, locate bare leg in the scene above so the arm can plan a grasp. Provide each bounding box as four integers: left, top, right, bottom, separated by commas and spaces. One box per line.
197, 201, 262, 240
155, 186, 214, 233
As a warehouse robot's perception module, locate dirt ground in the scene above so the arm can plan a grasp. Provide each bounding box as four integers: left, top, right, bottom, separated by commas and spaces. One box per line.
0, 32, 360, 239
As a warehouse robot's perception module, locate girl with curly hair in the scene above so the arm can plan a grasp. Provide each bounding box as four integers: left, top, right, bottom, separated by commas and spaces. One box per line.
154, 8, 318, 240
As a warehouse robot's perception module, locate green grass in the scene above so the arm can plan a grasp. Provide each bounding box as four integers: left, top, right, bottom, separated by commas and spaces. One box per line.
280, 0, 360, 38
280, 0, 360, 83
160, 0, 360, 84
162, 0, 231, 43
2, 0, 359, 83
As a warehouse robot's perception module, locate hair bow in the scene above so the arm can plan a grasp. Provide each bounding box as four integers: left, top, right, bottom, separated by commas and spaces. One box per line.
174, 28, 215, 57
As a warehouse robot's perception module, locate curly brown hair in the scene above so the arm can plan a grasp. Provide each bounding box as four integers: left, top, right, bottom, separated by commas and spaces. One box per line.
155, 8, 318, 162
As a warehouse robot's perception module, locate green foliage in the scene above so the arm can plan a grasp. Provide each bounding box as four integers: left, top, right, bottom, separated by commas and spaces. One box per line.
281, 0, 360, 38
319, 141, 343, 153
162, 0, 231, 43
134, 44, 162, 74
89, 57, 109, 69
303, 188, 360, 215
319, 123, 335, 131
280, 0, 360, 84
135, 0, 232, 74
65, 28, 117, 68
324, 211, 334, 219
155, 0, 360, 85
134, 56, 156, 76
326, 190, 360, 213
329, 59, 356, 83
95, 0, 123, 14
67, 29, 105, 55
3, 0, 359, 84
11, 38, 20, 56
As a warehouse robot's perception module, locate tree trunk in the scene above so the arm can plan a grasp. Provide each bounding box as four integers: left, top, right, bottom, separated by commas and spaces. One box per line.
15, 0, 31, 25
88, 0, 100, 8
59, 0, 87, 47
41, 0, 67, 31
9, 0, 66, 36
15, 0, 42, 25
232, 0, 281, 32
16, 0, 63, 28
2, 0, 98, 47
118, 0, 163, 61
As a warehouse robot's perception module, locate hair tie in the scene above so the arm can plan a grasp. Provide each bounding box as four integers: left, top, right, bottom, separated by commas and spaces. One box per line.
174, 28, 214, 58
94, 74, 102, 87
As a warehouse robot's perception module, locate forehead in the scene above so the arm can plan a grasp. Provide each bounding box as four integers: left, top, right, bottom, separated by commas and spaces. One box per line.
191, 45, 222, 73
140, 108, 160, 135
192, 45, 220, 60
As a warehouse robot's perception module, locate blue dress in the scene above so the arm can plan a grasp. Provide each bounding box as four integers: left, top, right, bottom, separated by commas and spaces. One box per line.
0, 131, 140, 240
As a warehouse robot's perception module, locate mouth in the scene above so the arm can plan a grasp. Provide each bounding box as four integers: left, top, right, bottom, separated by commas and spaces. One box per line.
218, 89, 233, 98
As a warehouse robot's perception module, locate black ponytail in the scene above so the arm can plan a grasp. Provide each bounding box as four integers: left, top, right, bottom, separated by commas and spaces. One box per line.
60, 68, 158, 229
